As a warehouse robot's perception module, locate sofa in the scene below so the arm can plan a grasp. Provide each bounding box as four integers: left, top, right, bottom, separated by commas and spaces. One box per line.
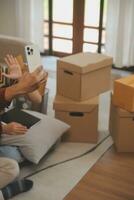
0, 34, 31, 63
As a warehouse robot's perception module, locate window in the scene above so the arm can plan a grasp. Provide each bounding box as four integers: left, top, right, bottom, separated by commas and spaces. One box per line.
43, 0, 107, 56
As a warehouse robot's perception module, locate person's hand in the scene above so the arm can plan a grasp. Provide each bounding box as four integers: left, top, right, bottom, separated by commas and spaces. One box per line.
2, 122, 28, 135
2, 54, 22, 80
4, 65, 48, 102
16, 66, 48, 94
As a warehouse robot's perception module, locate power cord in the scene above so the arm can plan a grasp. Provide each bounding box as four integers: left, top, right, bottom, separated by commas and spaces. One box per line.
24, 134, 111, 178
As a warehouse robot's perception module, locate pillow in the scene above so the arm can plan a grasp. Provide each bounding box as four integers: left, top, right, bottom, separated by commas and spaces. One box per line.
1, 110, 70, 164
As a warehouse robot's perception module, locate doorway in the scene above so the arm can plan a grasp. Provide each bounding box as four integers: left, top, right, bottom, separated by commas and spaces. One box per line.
43, 0, 107, 56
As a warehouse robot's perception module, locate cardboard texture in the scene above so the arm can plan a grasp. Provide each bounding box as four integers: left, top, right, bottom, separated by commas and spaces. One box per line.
113, 74, 134, 112
53, 95, 99, 143
110, 98, 134, 152
57, 52, 112, 101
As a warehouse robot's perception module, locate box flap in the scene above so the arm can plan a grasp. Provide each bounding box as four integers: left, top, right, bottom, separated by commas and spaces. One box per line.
57, 52, 113, 74
53, 95, 98, 112
115, 74, 134, 86
111, 95, 134, 117
117, 107, 134, 117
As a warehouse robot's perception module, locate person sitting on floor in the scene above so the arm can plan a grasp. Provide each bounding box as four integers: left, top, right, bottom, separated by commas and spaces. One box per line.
0, 54, 48, 163
0, 63, 47, 200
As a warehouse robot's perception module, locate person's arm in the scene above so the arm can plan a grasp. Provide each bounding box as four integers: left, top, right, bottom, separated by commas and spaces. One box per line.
0, 86, 28, 136
1, 64, 46, 104
0, 82, 29, 136
0, 66, 46, 136
26, 90, 42, 103
0, 122, 2, 136
3, 54, 49, 104
1, 122, 27, 135
0, 87, 12, 136
26, 72, 48, 104
0, 88, 11, 109
4, 66, 46, 100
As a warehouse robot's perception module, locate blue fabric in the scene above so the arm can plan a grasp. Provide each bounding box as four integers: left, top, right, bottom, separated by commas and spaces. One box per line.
0, 146, 24, 163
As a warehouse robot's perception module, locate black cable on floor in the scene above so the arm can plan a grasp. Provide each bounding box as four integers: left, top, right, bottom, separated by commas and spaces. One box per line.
24, 134, 111, 179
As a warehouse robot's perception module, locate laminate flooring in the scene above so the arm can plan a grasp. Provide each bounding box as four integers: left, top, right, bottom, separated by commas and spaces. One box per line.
64, 146, 134, 200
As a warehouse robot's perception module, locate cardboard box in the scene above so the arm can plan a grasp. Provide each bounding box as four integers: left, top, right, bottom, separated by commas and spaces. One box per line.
57, 52, 112, 101
113, 75, 134, 112
53, 95, 99, 143
110, 98, 134, 152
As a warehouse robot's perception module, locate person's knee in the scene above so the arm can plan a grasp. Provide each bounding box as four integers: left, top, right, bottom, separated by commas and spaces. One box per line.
4, 158, 20, 180
0, 146, 24, 163
0, 158, 20, 188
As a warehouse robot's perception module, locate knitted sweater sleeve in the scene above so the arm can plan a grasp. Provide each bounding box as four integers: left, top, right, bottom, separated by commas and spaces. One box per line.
0, 88, 11, 135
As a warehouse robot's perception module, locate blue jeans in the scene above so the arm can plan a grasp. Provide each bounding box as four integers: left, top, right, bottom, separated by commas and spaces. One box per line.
0, 146, 24, 163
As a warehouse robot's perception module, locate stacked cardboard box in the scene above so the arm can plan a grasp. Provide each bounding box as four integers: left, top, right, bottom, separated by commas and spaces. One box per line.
113, 75, 134, 112
53, 52, 113, 143
110, 76, 134, 152
53, 95, 99, 143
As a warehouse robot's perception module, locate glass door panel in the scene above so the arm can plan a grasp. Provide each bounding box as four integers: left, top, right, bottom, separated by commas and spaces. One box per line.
52, 0, 73, 54
44, 22, 49, 35
84, 28, 98, 43
53, 0, 73, 23
103, 0, 107, 27
102, 30, 106, 44
84, 0, 100, 27
43, 0, 107, 55
44, 0, 49, 51
83, 43, 98, 52
44, 37, 49, 50
53, 24, 73, 39
53, 38, 72, 53
44, 0, 49, 20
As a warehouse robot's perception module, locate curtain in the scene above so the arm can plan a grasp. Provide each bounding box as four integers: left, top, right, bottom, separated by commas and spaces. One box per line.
15, 0, 44, 52
105, 0, 134, 68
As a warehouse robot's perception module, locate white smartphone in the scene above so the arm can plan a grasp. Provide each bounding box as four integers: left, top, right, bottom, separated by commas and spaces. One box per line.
25, 44, 41, 72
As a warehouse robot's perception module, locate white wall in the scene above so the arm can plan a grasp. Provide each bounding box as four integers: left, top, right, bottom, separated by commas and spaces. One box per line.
0, 0, 18, 36
15, 0, 32, 41
0, 0, 44, 51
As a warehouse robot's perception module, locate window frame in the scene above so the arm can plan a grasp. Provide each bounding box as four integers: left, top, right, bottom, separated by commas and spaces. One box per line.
43, 0, 106, 56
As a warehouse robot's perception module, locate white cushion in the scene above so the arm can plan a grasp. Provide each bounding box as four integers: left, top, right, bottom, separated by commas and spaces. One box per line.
1, 110, 70, 164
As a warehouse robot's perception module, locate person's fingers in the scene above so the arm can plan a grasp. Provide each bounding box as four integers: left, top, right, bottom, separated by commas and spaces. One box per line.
15, 124, 27, 128
33, 65, 43, 74
13, 122, 27, 129
16, 126, 28, 130
2, 72, 13, 78
4, 54, 16, 67
10, 54, 16, 64
15, 128, 27, 133
14, 57, 19, 65
39, 78, 47, 85
42, 71, 48, 78
38, 70, 46, 80
4, 57, 11, 67
38, 70, 48, 82
45, 71, 48, 77
7, 54, 14, 65
43, 71, 48, 81
21, 71, 29, 79
30, 69, 44, 83
13, 130, 27, 135
35, 71, 48, 86
16, 127, 28, 132
45, 71, 48, 80
13, 127, 28, 134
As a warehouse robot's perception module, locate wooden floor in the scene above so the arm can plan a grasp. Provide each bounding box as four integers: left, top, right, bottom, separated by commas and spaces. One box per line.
64, 146, 134, 200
